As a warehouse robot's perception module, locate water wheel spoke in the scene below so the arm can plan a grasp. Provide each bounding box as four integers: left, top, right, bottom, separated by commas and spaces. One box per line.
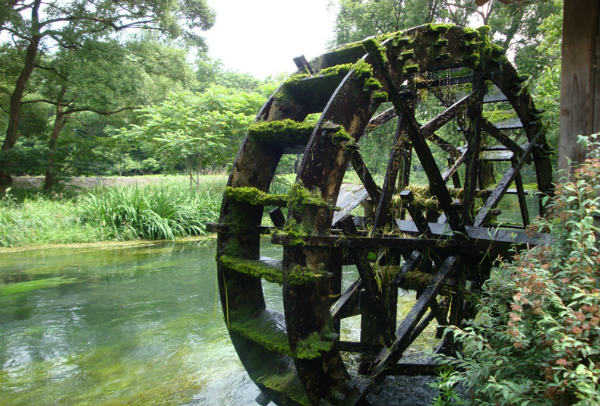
350, 150, 381, 202
513, 160, 530, 226
366, 106, 397, 132
370, 256, 458, 377
420, 90, 480, 139
331, 278, 362, 320
462, 78, 486, 224
474, 138, 539, 227
481, 118, 525, 155
399, 190, 432, 236
372, 116, 408, 232
426, 131, 461, 157
441, 150, 467, 183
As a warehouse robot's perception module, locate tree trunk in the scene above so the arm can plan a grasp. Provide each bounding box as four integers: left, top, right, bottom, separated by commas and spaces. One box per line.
0, 0, 42, 191
557, 0, 600, 173
43, 109, 66, 191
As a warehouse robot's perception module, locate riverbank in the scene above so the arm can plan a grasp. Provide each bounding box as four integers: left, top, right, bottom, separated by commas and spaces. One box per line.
0, 175, 227, 248
0, 235, 216, 254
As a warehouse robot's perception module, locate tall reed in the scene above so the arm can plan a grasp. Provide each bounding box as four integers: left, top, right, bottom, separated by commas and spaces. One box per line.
79, 184, 222, 240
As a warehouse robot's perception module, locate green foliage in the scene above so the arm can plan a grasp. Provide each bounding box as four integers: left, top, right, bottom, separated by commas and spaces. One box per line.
115, 86, 266, 176
0, 189, 101, 247
79, 184, 221, 240
437, 135, 600, 405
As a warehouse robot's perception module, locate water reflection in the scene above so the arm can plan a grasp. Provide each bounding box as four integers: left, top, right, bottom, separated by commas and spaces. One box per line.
0, 239, 265, 406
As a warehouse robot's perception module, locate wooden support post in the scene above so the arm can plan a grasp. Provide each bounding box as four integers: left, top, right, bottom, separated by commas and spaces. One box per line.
558, 0, 600, 172
512, 159, 530, 227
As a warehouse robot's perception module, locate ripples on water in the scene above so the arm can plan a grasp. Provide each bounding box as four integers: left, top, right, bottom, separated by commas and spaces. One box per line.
0, 239, 268, 406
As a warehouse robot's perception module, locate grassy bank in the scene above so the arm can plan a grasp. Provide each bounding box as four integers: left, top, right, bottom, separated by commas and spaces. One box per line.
0, 175, 227, 248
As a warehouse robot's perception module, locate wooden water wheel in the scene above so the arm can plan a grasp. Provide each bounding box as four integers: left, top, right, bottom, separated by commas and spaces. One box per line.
212, 24, 553, 406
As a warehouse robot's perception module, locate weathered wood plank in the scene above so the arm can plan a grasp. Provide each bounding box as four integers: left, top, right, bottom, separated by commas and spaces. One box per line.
513, 162, 530, 227
481, 119, 525, 155
370, 256, 458, 377
399, 190, 431, 236
420, 90, 479, 137
366, 107, 397, 132
473, 139, 538, 227
332, 184, 370, 226
350, 151, 381, 202
372, 116, 407, 232
331, 278, 362, 320
394, 219, 552, 247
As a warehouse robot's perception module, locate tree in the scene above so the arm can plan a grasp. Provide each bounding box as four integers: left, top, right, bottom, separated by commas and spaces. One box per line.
115, 86, 266, 189
29, 37, 197, 189
0, 0, 215, 190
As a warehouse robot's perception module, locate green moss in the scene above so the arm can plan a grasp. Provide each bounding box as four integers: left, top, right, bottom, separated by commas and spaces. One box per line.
225, 186, 287, 206
228, 313, 292, 356
287, 183, 329, 211
295, 331, 335, 359
426, 23, 452, 34
435, 53, 451, 62
247, 119, 314, 147
463, 27, 480, 40
256, 369, 311, 406
464, 40, 479, 53
319, 62, 354, 77
274, 218, 307, 247
363, 38, 389, 66
219, 255, 283, 284
464, 53, 480, 66
404, 64, 419, 74
372, 91, 389, 103
391, 35, 412, 48
351, 59, 375, 80
400, 50, 415, 61
363, 77, 383, 91
0, 276, 77, 296
331, 127, 354, 144
287, 264, 333, 285
476, 25, 491, 36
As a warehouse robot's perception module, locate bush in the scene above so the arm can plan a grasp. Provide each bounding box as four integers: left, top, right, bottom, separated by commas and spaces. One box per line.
438, 135, 600, 405
79, 184, 222, 240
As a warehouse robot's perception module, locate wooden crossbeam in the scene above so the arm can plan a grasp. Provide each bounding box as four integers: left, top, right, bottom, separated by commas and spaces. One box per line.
331, 278, 362, 320
350, 151, 381, 202
481, 119, 525, 155
474, 139, 538, 227
370, 256, 458, 377
366, 107, 397, 132
372, 116, 407, 232
420, 90, 479, 137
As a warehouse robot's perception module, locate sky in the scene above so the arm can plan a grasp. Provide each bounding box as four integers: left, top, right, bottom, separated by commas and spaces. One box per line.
203, 0, 338, 79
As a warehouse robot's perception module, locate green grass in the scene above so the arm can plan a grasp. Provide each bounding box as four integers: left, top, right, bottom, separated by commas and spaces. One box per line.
0, 176, 228, 247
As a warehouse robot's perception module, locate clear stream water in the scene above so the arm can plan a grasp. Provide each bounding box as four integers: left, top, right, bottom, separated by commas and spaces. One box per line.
0, 239, 269, 406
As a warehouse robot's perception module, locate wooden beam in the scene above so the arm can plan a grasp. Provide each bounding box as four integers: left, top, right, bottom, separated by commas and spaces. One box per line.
473, 138, 538, 227
558, 0, 600, 172
366, 107, 397, 132
420, 90, 479, 138
350, 150, 381, 202
370, 256, 458, 377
